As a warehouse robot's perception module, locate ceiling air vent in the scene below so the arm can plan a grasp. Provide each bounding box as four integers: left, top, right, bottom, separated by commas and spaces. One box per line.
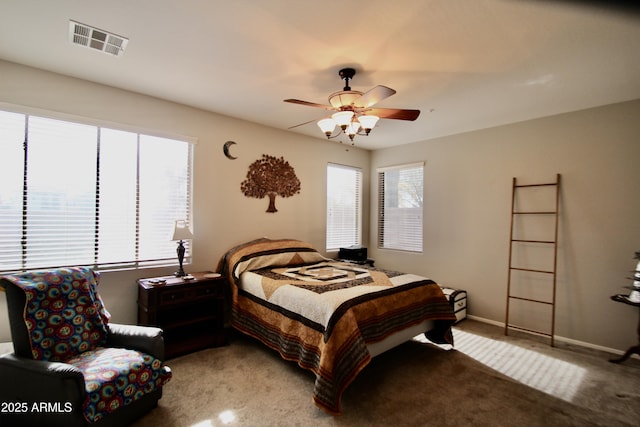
69, 20, 128, 57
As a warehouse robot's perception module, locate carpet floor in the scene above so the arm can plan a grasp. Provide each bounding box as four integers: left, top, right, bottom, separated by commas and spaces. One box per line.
133, 320, 640, 426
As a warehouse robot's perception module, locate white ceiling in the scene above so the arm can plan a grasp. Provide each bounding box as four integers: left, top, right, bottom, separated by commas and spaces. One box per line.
1, 0, 639, 149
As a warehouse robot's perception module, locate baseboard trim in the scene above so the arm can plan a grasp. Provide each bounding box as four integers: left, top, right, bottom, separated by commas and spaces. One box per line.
466, 315, 638, 359
0, 342, 14, 355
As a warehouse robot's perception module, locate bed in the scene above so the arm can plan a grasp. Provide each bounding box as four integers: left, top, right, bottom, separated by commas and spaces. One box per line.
218, 238, 456, 414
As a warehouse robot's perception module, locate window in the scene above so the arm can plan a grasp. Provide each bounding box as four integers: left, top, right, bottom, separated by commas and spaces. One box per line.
0, 109, 193, 273
326, 163, 362, 251
377, 162, 423, 252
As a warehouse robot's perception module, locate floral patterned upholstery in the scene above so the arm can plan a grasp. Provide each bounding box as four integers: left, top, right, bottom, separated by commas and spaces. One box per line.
1, 267, 171, 423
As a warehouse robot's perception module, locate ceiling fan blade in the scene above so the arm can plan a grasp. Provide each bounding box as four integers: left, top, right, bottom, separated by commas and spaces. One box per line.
283, 99, 334, 110
287, 118, 318, 130
368, 108, 421, 121
355, 85, 396, 108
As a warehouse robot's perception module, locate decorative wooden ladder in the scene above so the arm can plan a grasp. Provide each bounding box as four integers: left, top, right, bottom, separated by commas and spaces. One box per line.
505, 174, 561, 346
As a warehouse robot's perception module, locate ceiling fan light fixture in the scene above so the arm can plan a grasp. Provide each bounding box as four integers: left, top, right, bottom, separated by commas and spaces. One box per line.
284, 67, 420, 144
332, 111, 354, 130
357, 115, 379, 134
317, 118, 336, 138
329, 90, 363, 108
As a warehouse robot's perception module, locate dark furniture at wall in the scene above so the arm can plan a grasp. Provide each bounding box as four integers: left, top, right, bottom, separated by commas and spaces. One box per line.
0, 267, 171, 427
137, 272, 228, 358
610, 294, 640, 363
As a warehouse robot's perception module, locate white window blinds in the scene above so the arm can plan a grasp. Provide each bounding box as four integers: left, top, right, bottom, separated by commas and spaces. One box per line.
377, 162, 424, 252
326, 163, 362, 251
0, 109, 193, 273
25, 116, 98, 268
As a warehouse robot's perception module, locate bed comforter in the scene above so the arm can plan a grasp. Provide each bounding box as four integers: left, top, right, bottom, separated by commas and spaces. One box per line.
219, 238, 456, 414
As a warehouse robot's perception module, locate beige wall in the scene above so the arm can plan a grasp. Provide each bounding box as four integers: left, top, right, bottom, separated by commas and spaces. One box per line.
1, 59, 639, 355
370, 99, 640, 352
0, 60, 371, 340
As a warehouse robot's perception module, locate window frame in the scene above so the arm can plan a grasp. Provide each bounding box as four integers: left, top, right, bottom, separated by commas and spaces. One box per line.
377, 162, 424, 253
0, 104, 195, 274
326, 162, 363, 252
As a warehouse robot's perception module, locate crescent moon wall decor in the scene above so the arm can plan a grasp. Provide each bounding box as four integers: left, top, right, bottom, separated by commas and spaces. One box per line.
223, 140, 238, 159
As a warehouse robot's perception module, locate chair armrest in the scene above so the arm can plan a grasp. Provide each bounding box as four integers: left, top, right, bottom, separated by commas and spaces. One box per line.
0, 353, 84, 381
106, 323, 165, 360
0, 353, 86, 426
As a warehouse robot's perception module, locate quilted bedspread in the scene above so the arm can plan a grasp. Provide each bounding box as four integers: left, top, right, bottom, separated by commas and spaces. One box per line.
219, 238, 456, 414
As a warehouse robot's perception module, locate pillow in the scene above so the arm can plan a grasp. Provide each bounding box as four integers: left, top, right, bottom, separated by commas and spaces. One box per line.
226, 238, 329, 282
2, 267, 111, 362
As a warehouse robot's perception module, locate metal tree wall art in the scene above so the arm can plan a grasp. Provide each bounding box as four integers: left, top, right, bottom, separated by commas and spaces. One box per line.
241, 154, 301, 212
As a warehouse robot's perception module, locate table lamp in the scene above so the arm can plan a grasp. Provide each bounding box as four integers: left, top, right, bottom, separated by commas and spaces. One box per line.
171, 220, 193, 277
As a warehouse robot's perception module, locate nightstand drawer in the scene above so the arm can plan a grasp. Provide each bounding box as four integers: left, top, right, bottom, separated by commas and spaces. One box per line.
158, 283, 222, 306
161, 289, 188, 304
195, 284, 223, 298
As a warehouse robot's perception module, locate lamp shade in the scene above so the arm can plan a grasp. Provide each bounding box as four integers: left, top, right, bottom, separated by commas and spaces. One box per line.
317, 118, 336, 136
328, 91, 362, 109
171, 220, 193, 241
346, 121, 361, 139
357, 115, 379, 133
331, 111, 354, 130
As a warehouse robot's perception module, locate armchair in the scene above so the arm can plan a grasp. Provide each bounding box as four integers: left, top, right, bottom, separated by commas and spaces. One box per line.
0, 267, 172, 427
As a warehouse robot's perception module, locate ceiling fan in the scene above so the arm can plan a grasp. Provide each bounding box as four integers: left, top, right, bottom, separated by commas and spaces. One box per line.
284, 68, 420, 141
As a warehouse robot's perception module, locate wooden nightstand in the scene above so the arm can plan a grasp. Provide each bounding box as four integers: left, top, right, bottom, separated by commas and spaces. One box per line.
137, 272, 228, 359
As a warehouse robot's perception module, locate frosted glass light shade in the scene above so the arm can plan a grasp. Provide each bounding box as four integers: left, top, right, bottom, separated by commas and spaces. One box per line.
347, 121, 361, 134
331, 111, 354, 130
328, 91, 363, 108
357, 115, 379, 133
317, 118, 336, 137
346, 121, 360, 140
